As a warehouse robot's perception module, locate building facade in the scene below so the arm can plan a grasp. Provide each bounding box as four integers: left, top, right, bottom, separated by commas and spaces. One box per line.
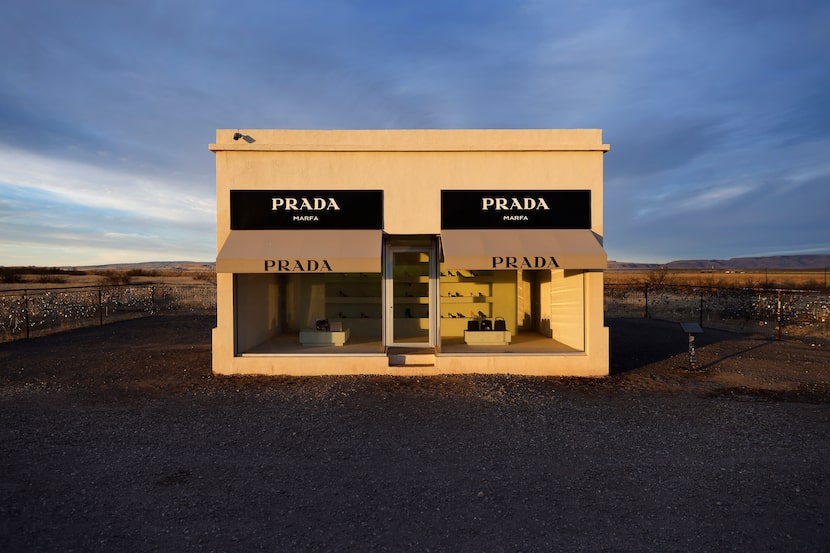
211, 129, 610, 376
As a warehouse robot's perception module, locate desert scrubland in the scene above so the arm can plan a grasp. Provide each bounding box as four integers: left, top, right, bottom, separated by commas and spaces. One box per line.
606, 268, 829, 291
0, 265, 215, 291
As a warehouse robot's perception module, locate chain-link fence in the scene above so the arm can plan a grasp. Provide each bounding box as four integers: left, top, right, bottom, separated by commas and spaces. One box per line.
606, 284, 830, 345
4, 281, 828, 346
0, 284, 216, 342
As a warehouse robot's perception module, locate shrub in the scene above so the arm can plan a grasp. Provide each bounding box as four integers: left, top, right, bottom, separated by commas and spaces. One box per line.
644, 266, 670, 291
36, 275, 68, 284
0, 267, 24, 283
96, 270, 132, 285
126, 268, 162, 278
193, 271, 216, 283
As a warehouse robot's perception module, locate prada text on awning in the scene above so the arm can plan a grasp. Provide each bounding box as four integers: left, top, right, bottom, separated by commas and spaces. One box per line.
441, 229, 606, 270
217, 230, 382, 273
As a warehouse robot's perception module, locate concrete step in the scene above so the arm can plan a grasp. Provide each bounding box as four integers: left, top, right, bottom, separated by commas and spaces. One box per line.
387, 347, 436, 366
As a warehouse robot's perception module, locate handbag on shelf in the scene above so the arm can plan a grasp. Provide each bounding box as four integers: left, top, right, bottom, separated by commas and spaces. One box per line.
467, 320, 480, 331
480, 319, 493, 331
494, 317, 506, 331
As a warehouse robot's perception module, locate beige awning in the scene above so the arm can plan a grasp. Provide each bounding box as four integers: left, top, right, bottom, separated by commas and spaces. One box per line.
441, 229, 607, 270
217, 230, 382, 273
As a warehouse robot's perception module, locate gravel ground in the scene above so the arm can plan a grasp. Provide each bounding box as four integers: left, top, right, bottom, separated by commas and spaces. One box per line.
1, 314, 828, 552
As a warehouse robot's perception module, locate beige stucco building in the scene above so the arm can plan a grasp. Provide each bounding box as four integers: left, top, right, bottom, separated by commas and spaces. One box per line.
210, 129, 610, 376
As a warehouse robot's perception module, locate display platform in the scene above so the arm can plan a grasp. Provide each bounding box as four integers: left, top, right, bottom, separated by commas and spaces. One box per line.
464, 330, 512, 346
299, 328, 350, 346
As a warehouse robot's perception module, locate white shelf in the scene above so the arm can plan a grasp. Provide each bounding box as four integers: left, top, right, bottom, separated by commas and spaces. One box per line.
326, 297, 382, 304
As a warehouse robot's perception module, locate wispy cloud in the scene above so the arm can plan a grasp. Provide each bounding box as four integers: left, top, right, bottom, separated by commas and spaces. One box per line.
677, 185, 753, 211
0, 147, 213, 223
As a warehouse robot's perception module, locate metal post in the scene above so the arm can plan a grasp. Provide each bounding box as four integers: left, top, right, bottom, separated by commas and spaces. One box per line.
23, 290, 30, 340
776, 290, 782, 341
758, 293, 762, 321
681, 322, 703, 371
643, 284, 649, 318
688, 332, 697, 370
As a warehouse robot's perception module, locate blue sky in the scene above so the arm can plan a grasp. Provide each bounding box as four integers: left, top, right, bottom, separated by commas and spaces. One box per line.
1, 0, 828, 266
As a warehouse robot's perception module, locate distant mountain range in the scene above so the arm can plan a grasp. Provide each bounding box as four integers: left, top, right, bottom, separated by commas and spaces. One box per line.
65, 261, 216, 272
609, 254, 830, 270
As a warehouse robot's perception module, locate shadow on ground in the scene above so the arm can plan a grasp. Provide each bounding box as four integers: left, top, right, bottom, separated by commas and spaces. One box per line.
607, 317, 736, 375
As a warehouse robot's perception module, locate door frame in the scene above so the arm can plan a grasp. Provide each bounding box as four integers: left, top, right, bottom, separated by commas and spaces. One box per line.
384, 238, 439, 349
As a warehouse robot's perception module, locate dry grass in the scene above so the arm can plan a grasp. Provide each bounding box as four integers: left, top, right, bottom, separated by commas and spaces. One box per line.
606, 268, 829, 291
0, 267, 215, 292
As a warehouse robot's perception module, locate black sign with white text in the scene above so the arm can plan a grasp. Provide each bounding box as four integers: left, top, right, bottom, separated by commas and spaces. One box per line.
230, 190, 384, 230
441, 190, 591, 229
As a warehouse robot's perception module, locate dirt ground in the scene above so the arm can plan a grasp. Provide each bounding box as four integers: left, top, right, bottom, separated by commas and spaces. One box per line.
1, 315, 828, 552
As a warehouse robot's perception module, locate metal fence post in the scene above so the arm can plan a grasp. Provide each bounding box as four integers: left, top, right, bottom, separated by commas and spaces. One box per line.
24, 290, 30, 340
643, 284, 649, 318
776, 290, 782, 341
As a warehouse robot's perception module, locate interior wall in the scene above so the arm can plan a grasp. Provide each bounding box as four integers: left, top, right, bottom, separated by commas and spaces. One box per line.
548, 270, 585, 350
285, 274, 327, 331
537, 271, 553, 337
490, 271, 518, 334
518, 271, 531, 331
236, 274, 281, 352
521, 270, 561, 334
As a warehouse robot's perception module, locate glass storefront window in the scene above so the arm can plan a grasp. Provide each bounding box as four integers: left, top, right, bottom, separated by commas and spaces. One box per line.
233, 265, 586, 355
235, 272, 383, 354
439, 268, 514, 336
439, 267, 516, 350
439, 267, 586, 352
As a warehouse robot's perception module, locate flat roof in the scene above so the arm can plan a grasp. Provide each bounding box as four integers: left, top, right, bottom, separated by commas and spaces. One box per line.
209, 129, 610, 152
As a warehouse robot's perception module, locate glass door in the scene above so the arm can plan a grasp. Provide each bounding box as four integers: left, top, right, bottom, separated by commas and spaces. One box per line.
386, 244, 437, 348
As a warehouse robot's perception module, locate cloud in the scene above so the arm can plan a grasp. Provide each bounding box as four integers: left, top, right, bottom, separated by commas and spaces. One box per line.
676, 185, 754, 213
0, 147, 215, 266
0, 0, 829, 265
0, 147, 213, 223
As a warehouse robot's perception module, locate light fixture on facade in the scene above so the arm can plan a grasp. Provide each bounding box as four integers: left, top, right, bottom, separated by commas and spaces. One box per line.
233, 132, 255, 143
